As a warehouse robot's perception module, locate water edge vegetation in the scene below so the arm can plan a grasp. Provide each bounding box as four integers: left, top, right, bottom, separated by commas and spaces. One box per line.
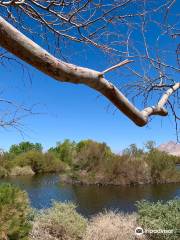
0, 140, 180, 185
0, 183, 179, 240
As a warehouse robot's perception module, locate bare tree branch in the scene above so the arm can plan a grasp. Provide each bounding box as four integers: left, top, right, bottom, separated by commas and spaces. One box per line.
0, 1, 179, 133
0, 16, 179, 127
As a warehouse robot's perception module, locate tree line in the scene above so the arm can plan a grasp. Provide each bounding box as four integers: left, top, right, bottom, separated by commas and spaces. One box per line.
0, 140, 179, 185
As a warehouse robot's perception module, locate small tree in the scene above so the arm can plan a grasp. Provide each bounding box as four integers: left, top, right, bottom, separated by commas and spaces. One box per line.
123, 144, 144, 157
49, 139, 76, 165
144, 141, 156, 152
0, 183, 31, 240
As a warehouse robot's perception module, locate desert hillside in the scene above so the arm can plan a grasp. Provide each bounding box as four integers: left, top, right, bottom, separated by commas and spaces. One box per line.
158, 141, 180, 156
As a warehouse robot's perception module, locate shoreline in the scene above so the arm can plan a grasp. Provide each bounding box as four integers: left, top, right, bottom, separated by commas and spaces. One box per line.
1, 171, 180, 187
59, 173, 180, 186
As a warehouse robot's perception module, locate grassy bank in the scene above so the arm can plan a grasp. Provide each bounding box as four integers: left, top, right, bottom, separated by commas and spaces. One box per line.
0, 183, 179, 240
0, 140, 180, 185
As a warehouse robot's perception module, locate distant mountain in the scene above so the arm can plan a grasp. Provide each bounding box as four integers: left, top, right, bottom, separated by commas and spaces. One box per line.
158, 141, 180, 156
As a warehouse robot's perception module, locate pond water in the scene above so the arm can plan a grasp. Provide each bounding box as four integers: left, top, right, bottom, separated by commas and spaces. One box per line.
0, 174, 180, 217
176, 164, 180, 170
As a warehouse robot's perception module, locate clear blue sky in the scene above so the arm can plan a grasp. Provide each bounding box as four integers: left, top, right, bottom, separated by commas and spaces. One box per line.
0, 1, 179, 152
0, 52, 176, 153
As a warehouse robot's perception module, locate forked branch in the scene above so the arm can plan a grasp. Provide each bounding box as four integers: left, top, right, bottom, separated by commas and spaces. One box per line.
0, 16, 179, 127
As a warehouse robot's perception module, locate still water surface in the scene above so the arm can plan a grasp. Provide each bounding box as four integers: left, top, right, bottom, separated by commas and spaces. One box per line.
1, 174, 180, 217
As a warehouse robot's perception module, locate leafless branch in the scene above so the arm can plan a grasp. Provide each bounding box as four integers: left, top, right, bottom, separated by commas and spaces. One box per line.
0, 0, 179, 133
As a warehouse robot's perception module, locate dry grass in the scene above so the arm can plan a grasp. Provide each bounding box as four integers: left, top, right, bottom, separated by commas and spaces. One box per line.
30, 218, 68, 240
83, 211, 147, 240
10, 166, 35, 176
30, 202, 87, 240
30, 202, 149, 240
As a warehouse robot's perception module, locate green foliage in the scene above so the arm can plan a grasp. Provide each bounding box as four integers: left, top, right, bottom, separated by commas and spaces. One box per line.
42, 152, 68, 173
14, 150, 66, 174
9, 141, 42, 155
0, 152, 13, 172
75, 140, 113, 171
136, 199, 180, 240
146, 149, 178, 183
0, 139, 179, 184
49, 139, 76, 165
13, 150, 44, 173
0, 183, 31, 240
31, 202, 87, 240
102, 154, 151, 185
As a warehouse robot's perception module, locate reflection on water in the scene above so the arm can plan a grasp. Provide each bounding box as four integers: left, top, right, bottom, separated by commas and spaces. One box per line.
0, 174, 179, 217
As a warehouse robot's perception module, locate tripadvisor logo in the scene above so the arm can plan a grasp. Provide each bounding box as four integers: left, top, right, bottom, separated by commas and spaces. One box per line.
135, 227, 179, 236
135, 227, 144, 236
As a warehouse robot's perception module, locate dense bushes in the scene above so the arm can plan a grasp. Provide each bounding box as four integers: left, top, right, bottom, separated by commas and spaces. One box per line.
146, 149, 180, 183
30, 199, 180, 240
84, 212, 141, 240
136, 199, 180, 240
74, 140, 113, 171
30, 202, 87, 240
0, 149, 67, 176
13, 150, 68, 174
42, 152, 68, 173
48, 139, 77, 165
60, 141, 179, 185
104, 155, 152, 185
0, 140, 179, 184
13, 150, 45, 173
10, 166, 35, 176
0, 183, 179, 240
0, 183, 31, 240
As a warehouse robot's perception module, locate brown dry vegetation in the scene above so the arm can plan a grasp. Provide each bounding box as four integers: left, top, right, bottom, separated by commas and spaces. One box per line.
60, 140, 180, 185
10, 166, 35, 176
1, 140, 180, 185
1, 184, 179, 240
30, 207, 147, 240
83, 211, 147, 240
30, 202, 87, 240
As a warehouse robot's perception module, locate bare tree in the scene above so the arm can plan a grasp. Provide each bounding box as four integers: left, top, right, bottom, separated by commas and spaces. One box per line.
0, 1, 179, 130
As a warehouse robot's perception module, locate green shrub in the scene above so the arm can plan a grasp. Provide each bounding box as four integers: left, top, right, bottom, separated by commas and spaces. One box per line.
42, 152, 68, 173
0, 152, 14, 173
13, 150, 67, 174
75, 140, 113, 171
136, 199, 180, 240
9, 142, 42, 155
49, 139, 76, 165
13, 150, 44, 173
31, 202, 87, 240
0, 183, 32, 240
146, 149, 178, 183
